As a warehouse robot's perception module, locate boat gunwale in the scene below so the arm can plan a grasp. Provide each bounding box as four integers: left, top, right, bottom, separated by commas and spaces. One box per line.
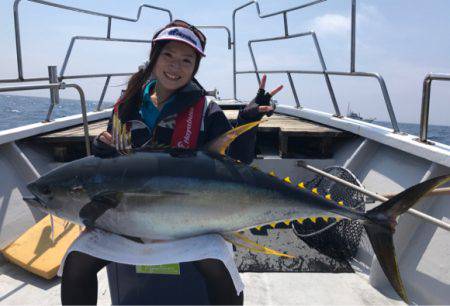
0, 103, 449, 168
0, 108, 111, 146
276, 105, 450, 167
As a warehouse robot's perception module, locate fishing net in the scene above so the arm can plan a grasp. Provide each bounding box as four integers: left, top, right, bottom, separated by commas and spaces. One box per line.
292, 166, 365, 260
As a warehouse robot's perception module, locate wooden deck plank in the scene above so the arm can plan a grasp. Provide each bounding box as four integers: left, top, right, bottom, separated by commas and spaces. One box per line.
33, 110, 354, 160
37, 111, 346, 141
223, 110, 345, 135
37, 120, 108, 142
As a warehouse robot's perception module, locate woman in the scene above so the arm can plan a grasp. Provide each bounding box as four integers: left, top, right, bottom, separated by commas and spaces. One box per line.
61, 20, 283, 305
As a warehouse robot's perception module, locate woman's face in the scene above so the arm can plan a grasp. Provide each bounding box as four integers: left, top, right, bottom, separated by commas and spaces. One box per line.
153, 41, 197, 91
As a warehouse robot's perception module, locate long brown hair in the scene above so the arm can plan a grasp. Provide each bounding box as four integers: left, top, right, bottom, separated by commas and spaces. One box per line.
117, 20, 206, 118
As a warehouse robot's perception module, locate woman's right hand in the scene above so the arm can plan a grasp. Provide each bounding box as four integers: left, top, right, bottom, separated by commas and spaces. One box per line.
98, 131, 114, 146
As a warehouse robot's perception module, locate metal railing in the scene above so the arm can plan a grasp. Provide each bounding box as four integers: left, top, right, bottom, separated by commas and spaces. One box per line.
2, 0, 236, 121
237, 69, 399, 132
232, 0, 400, 132
2, 0, 445, 137
12, 0, 173, 81
418, 73, 450, 143
1, 0, 174, 122
4, 0, 379, 126
232, 0, 327, 100
0, 82, 91, 156
247, 32, 340, 116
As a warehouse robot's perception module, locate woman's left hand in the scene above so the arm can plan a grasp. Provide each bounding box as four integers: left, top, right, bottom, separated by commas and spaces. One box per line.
255, 74, 283, 116
240, 74, 283, 121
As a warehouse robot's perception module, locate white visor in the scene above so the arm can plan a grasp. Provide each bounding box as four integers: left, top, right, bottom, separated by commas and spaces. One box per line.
153, 26, 205, 57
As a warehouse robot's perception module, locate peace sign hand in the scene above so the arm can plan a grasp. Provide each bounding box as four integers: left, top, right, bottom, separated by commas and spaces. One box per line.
255, 74, 283, 117
240, 75, 283, 121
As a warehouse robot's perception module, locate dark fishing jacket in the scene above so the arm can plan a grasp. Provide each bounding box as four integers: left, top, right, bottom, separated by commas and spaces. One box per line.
92, 80, 258, 164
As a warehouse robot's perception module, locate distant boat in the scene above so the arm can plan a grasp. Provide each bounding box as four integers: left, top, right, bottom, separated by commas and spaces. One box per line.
347, 110, 376, 123
346, 104, 376, 122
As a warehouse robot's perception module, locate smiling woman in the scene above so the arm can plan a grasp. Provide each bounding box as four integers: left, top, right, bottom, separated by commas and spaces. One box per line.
60, 19, 284, 305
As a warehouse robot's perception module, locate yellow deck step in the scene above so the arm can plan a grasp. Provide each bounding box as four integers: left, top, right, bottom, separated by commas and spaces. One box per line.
1, 215, 82, 279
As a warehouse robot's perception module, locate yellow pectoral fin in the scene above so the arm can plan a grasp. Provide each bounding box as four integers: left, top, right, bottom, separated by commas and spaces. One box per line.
222, 232, 295, 259
204, 120, 265, 155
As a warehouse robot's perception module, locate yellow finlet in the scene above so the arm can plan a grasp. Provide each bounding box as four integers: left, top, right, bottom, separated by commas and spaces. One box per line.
310, 217, 317, 223
283, 220, 291, 226
297, 182, 305, 189
335, 217, 342, 222
270, 222, 277, 228
323, 216, 329, 222
269, 171, 277, 177
312, 188, 319, 194
255, 226, 262, 231
204, 120, 264, 155
283, 177, 292, 184
325, 194, 332, 200
338, 201, 344, 206
296, 218, 304, 224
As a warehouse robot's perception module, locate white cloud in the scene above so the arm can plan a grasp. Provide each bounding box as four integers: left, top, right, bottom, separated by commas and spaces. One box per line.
311, 14, 350, 36
357, 4, 387, 32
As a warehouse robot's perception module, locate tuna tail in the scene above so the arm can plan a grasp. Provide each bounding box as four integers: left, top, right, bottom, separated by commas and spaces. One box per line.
364, 174, 450, 303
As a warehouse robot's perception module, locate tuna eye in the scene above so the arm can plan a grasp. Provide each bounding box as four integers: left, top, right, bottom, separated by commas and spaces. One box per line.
39, 185, 52, 195
71, 185, 84, 192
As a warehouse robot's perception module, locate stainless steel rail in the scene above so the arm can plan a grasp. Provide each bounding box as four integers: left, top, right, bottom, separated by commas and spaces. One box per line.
236, 69, 400, 132
197, 26, 233, 50
232, 0, 327, 99
350, 0, 357, 72
0, 83, 91, 156
247, 32, 340, 116
1, 0, 174, 121
418, 73, 450, 143
231, 0, 400, 132
3, 0, 235, 120
12, 0, 172, 81
60, 36, 153, 78
297, 161, 450, 232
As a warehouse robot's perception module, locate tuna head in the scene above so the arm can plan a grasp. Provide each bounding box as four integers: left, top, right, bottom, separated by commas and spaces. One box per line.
26, 156, 101, 221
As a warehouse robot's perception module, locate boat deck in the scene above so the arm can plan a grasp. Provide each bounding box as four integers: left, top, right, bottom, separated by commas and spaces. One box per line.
0, 259, 404, 305
30, 110, 354, 161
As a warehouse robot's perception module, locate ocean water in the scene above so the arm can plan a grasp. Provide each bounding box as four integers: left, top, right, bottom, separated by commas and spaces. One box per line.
0, 94, 449, 146
0, 94, 114, 131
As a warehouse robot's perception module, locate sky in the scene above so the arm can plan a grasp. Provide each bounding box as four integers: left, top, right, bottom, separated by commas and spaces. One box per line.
0, 0, 449, 125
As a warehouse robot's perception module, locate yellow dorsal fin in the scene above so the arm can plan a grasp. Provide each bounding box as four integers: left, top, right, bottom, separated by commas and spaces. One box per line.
203, 120, 263, 155
223, 233, 295, 259
325, 194, 332, 200
298, 182, 305, 189
283, 177, 292, 184
312, 188, 319, 194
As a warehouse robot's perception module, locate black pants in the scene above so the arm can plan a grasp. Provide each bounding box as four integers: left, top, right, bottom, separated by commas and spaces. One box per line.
61, 251, 243, 305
